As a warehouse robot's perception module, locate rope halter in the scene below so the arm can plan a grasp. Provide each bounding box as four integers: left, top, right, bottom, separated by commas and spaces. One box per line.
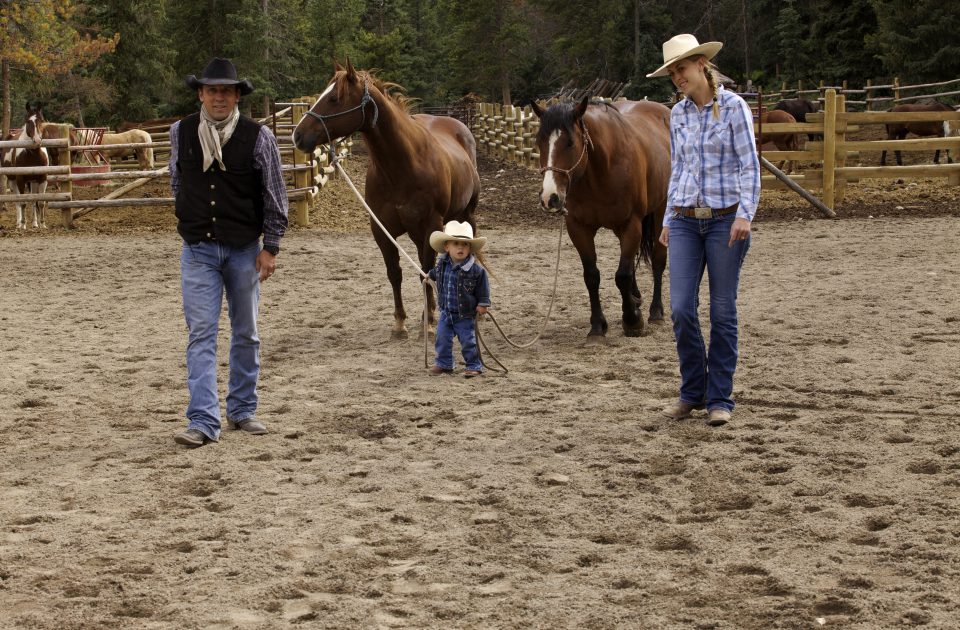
303, 78, 380, 161
539, 121, 593, 179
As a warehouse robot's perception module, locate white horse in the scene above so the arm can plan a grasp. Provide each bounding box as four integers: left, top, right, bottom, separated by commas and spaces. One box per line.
101, 129, 154, 169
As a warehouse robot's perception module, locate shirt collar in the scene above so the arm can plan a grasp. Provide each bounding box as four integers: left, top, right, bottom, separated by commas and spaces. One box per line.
453, 255, 475, 271
682, 84, 728, 111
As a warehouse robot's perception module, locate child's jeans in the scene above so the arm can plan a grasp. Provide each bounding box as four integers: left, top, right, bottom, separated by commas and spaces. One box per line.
434, 310, 482, 371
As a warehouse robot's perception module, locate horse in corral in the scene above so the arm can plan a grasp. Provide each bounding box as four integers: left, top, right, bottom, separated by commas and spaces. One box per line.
291, 60, 481, 339
101, 129, 155, 169
881, 101, 955, 166
758, 109, 800, 174
530, 96, 670, 342
2, 104, 50, 229
774, 98, 820, 140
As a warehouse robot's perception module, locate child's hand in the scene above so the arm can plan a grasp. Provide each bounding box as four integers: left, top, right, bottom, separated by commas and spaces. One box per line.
476, 306, 489, 316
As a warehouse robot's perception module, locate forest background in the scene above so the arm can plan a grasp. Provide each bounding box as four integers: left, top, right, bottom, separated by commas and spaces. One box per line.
1, 0, 958, 132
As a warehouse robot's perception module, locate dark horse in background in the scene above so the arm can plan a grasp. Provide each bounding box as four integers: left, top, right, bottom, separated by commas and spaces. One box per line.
292, 60, 481, 339
881, 101, 955, 166
531, 96, 671, 343
774, 98, 820, 140
1, 103, 49, 229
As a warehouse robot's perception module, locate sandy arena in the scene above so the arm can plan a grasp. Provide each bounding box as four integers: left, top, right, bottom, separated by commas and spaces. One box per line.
1, 151, 958, 629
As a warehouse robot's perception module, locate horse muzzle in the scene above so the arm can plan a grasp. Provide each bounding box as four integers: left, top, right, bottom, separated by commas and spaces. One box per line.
540, 189, 565, 214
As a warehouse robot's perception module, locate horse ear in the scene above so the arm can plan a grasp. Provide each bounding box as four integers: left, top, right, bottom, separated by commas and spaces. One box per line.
574, 95, 589, 119
333, 58, 344, 73
530, 99, 544, 119
345, 57, 357, 79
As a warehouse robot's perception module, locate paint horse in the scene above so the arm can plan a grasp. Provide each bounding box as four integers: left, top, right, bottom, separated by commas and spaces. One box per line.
292, 60, 481, 339
531, 96, 671, 342
101, 129, 155, 169
2, 104, 50, 229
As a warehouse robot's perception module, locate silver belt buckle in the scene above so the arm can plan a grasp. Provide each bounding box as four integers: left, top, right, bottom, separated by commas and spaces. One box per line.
694, 206, 712, 219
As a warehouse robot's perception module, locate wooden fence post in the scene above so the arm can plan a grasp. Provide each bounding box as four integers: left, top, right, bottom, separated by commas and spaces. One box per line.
865, 79, 872, 111
894, 77, 900, 103
835, 94, 848, 204
822, 89, 837, 210
59, 126, 74, 229
290, 98, 310, 226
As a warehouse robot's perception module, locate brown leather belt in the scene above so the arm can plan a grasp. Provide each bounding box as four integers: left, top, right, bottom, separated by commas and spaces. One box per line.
676, 203, 739, 219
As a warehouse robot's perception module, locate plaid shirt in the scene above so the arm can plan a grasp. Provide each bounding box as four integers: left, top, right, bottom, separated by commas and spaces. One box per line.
170, 119, 288, 249
429, 253, 491, 316
665, 85, 760, 227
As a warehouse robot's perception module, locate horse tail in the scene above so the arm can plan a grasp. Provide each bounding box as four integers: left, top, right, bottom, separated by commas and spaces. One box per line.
636, 211, 656, 268
144, 145, 155, 169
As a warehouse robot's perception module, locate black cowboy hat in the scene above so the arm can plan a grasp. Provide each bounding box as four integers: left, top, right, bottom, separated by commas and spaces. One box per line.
185, 58, 254, 95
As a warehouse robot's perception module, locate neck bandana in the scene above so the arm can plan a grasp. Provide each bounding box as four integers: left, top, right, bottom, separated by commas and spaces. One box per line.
198, 105, 240, 172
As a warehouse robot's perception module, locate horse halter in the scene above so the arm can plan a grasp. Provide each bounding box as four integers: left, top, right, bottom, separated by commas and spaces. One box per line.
539, 121, 593, 179
303, 78, 380, 147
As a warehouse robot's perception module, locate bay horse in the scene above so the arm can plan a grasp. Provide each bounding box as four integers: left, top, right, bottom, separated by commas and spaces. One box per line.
101, 129, 155, 169
881, 101, 955, 166
291, 60, 481, 339
2, 104, 50, 229
758, 109, 800, 174
530, 96, 670, 342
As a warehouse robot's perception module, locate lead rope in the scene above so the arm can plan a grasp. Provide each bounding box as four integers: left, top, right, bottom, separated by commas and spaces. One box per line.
332, 156, 566, 373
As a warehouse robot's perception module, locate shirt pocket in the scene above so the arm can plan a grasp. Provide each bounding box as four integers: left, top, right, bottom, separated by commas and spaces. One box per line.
707, 121, 732, 153
674, 124, 697, 162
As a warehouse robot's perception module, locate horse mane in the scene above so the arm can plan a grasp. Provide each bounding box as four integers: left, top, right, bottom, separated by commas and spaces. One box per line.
336, 69, 416, 113
537, 99, 625, 140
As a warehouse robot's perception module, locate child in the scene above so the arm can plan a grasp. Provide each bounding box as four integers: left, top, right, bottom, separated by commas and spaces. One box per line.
427, 221, 491, 378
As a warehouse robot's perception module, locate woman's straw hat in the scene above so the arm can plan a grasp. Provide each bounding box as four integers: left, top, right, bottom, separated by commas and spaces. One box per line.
646, 34, 722, 78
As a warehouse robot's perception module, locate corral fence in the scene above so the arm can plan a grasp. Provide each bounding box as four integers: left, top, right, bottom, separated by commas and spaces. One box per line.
0, 96, 348, 229
743, 77, 960, 112
473, 88, 960, 212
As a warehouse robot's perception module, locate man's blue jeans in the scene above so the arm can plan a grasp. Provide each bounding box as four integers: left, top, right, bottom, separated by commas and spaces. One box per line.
180, 240, 261, 440
668, 214, 750, 412
434, 310, 482, 371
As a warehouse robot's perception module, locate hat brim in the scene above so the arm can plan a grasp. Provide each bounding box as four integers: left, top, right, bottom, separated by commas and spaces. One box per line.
646, 42, 723, 78
429, 231, 487, 253
186, 75, 254, 95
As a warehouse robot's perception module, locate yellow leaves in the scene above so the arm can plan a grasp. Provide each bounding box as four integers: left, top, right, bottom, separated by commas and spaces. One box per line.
0, 0, 116, 75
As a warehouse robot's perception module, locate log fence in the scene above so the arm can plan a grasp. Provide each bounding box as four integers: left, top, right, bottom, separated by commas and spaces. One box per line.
1, 95, 349, 229
472, 89, 960, 214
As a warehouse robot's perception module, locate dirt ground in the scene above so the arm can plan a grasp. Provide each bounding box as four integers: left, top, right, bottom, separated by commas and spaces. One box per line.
1, 149, 959, 629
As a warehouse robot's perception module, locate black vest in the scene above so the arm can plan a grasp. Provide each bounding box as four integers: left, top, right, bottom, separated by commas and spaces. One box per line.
175, 113, 264, 247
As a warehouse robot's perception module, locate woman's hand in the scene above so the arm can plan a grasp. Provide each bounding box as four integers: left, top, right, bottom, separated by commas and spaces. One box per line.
728, 217, 751, 247
658, 226, 669, 247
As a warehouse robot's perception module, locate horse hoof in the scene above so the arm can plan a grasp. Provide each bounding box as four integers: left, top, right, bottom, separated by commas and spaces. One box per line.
623, 327, 644, 338
648, 314, 665, 324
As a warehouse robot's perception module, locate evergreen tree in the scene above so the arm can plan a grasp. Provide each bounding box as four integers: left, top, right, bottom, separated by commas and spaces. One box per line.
868, 0, 960, 82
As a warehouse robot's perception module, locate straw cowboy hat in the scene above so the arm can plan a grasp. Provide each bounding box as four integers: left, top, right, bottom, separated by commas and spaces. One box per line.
429, 220, 487, 253
646, 34, 723, 78
186, 57, 254, 95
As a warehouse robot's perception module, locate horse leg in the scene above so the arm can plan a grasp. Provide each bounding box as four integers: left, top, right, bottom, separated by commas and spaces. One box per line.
567, 222, 607, 343
933, 149, 941, 165
614, 221, 645, 337
13, 180, 25, 230
417, 231, 439, 339
36, 179, 47, 228
649, 237, 667, 323
895, 150, 903, 166
371, 224, 408, 340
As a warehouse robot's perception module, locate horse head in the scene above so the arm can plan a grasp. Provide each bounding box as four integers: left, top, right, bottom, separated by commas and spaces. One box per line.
22, 102, 45, 145
292, 59, 380, 153
531, 95, 591, 212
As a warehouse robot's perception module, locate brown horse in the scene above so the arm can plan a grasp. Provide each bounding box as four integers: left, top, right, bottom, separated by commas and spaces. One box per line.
881, 101, 955, 166
758, 109, 800, 174
530, 96, 670, 341
292, 61, 481, 339
2, 104, 50, 229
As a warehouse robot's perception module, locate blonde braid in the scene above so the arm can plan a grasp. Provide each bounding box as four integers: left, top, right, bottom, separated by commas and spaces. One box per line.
704, 61, 720, 120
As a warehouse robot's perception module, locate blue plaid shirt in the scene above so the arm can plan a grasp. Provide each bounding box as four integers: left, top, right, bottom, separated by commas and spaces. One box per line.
665, 85, 760, 227
170, 119, 288, 249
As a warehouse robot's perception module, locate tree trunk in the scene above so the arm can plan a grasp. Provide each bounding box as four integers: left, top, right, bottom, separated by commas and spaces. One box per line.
634, 1, 640, 80
2, 59, 9, 139
262, 0, 270, 118
741, 0, 750, 78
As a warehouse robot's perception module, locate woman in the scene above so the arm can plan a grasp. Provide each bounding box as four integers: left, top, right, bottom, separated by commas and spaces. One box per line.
647, 34, 760, 426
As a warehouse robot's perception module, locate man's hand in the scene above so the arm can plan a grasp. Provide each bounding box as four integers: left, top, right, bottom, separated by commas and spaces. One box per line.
256, 250, 277, 282
476, 306, 489, 316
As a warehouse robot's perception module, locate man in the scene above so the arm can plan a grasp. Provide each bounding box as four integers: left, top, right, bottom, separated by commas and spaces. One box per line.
172, 58, 288, 447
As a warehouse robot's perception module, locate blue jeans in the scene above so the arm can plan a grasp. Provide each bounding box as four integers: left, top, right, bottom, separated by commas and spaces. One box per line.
180, 240, 261, 440
668, 214, 750, 412
434, 310, 482, 371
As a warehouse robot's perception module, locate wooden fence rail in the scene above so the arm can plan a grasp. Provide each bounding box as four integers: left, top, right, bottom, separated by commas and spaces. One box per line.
1, 97, 350, 229
472, 89, 960, 214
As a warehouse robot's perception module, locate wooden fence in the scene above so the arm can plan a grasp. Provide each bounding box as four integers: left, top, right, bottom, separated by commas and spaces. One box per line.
743, 77, 960, 111
0, 96, 347, 229
472, 89, 960, 212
